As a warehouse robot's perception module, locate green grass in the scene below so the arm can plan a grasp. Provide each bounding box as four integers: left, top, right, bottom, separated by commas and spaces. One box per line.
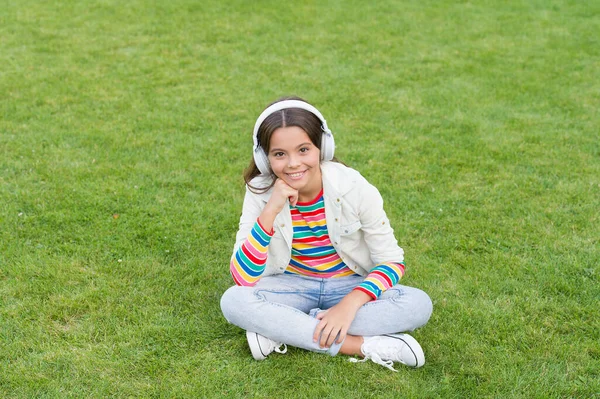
1, 0, 599, 397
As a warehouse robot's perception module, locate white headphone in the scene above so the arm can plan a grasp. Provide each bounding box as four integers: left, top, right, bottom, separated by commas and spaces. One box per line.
252, 100, 335, 175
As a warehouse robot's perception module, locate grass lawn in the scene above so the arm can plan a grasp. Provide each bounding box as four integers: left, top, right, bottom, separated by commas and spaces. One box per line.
1, 0, 599, 397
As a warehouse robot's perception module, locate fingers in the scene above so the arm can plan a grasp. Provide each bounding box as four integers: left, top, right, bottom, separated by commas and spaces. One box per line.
274, 179, 298, 205
313, 320, 324, 343
320, 327, 341, 348
266, 179, 299, 214
288, 195, 298, 207
315, 320, 331, 348
313, 320, 345, 348
336, 327, 348, 344
313, 319, 333, 347
322, 329, 335, 348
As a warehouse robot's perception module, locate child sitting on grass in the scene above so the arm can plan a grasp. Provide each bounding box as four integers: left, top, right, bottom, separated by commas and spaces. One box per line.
220, 96, 432, 371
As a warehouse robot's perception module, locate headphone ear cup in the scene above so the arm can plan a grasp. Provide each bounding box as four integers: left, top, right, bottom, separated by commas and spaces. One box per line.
321, 131, 335, 161
254, 147, 271, 175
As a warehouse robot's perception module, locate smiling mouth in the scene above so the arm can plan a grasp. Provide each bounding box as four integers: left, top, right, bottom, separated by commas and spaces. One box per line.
286, 171, 306, 180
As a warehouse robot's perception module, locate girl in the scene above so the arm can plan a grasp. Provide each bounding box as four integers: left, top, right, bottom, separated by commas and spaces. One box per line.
220, 97, 433, 371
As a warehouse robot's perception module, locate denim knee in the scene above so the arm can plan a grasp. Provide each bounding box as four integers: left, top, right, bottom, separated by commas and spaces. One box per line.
412, 288, 434, 327
220, 285, 245, 324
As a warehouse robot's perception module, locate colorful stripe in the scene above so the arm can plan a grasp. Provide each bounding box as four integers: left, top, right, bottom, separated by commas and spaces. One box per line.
353, 262, 405, 299
284, 190, 358, 279
230, 220, 272, 286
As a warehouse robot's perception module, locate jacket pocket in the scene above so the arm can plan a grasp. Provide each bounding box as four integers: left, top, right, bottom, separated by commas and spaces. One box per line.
340, 220, 361, 236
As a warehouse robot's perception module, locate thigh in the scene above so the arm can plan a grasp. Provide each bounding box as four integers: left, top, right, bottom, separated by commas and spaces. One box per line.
248, 274, 322, 313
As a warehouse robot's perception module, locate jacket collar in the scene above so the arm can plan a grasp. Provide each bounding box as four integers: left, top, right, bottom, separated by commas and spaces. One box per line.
321, 161, 356, 197
252, 161, 355, 203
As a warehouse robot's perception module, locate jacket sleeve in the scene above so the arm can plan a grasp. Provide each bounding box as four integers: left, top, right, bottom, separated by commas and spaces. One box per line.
356, 179, 405, 267
230, 220, 273, 286
353, 262, 405, 299
229, 186, 271, 285
232, 186, 268, 254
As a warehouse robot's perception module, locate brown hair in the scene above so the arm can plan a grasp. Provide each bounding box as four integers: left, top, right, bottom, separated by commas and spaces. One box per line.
244, 96, 342, 193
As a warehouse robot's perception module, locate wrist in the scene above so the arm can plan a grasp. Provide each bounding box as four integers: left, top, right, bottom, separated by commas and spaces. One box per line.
258, 207, 278, 232
341, 289, 372, 310
256, 217, 274, 235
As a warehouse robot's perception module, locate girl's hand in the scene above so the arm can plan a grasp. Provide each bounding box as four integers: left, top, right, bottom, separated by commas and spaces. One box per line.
264, 178, 298, 213
312, 290, 371, 348
259, 179, 298, 231
313, 303, 358, 348
274, 178, 299, 207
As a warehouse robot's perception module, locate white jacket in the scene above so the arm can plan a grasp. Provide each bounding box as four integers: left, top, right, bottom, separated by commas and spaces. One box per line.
232, 161, 405, 277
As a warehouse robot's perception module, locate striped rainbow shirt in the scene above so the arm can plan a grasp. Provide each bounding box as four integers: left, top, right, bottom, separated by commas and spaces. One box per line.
286, 192, 356, 278
230, 189, 405, 299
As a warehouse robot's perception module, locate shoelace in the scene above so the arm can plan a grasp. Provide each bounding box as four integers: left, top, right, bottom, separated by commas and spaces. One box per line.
273, 343, 288, 354
349, 353, 397, 372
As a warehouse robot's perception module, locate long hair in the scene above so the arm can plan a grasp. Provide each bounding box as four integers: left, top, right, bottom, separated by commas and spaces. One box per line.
244, 96, 341, 193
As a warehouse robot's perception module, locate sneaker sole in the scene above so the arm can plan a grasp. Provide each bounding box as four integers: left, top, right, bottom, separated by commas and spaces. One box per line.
382, 333, 425, 368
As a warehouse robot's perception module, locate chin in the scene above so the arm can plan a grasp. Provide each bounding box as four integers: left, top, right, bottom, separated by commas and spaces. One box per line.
285, 180, 305, 190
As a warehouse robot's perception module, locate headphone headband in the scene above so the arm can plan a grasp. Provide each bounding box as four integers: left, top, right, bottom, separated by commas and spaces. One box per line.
252, 100, 331, 152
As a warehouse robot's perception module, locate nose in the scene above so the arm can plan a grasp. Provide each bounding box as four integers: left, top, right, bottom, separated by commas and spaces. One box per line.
288, 155, 300, 168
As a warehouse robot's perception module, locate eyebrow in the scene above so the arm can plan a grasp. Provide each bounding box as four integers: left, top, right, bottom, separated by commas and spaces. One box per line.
269, 142, 313, 153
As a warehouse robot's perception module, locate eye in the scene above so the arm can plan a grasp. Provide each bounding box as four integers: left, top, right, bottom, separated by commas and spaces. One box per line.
273, 151, 285, 157
299, 147, 309, 153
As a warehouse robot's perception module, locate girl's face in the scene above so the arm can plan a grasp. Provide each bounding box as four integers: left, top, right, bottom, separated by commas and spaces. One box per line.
267, 126, 322, 201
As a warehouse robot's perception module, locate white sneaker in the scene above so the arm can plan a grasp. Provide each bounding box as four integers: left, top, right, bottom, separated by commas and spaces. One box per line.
350, 333, 425, 371
246, 331, 287, 361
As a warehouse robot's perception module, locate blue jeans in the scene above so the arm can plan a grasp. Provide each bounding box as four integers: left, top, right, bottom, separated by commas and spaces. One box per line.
220, 274, 433, 356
